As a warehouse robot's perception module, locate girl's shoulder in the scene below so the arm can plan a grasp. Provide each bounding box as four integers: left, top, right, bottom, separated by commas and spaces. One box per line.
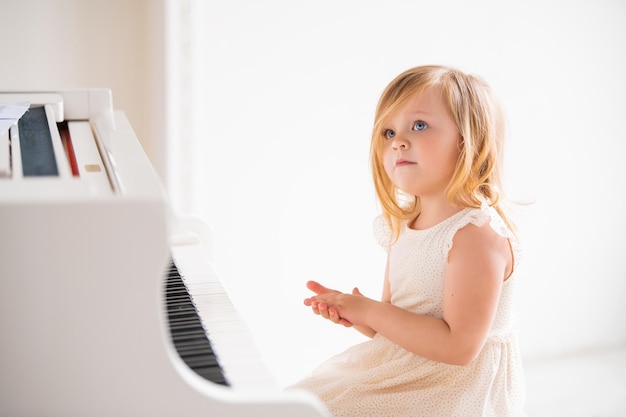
449, 204, 521, 268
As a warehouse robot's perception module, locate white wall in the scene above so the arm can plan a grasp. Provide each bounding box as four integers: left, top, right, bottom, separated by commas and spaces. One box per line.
0, 0, 167, 180
177, 0, 626, 386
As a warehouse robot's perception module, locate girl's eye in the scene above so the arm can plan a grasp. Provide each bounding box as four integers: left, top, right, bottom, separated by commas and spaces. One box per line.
412, 121, 428, 131
384, 129, 396, 140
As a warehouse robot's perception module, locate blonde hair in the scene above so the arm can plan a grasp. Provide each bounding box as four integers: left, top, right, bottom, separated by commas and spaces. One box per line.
370, 65, 514, 241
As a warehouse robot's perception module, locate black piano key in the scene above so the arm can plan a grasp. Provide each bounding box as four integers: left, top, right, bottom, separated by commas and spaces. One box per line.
165, 260, 230, 386
18, 106, 59, 176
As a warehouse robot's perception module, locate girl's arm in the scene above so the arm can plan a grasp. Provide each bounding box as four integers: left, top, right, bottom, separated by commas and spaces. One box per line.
310, 223, 512, 366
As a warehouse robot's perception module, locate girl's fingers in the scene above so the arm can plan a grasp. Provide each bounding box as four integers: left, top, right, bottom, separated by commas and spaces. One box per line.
306, 297, 351, 326
329, 307, 339, 323
317, 302, 330, 319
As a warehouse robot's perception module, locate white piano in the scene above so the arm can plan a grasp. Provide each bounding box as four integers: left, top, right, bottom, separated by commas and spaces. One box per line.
0, 89, 329, 417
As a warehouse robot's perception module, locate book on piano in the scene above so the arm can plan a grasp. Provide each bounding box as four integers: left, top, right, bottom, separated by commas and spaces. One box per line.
0, 89, 329, 416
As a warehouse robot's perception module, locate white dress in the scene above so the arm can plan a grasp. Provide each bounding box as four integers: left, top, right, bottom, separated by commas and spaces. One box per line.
292, 206, 527, 417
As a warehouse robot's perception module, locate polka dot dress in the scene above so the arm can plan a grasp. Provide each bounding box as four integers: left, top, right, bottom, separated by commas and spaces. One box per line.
291, 206, 527, 417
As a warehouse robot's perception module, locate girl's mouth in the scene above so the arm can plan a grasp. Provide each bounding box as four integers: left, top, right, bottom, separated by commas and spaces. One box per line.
396, 159, 416, 167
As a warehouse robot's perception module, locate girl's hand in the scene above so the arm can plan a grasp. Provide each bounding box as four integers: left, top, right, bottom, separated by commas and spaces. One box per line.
304, 281, 354, 327
304, 281, 369, 327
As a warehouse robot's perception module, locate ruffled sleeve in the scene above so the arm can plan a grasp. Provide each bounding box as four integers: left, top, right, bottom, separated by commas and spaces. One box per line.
372, 215, 392, 253
445, 203, 522, 268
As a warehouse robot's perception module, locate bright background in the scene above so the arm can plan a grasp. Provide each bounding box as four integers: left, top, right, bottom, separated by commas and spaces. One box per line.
2, 0, 625, 391
172, 0, 626, 387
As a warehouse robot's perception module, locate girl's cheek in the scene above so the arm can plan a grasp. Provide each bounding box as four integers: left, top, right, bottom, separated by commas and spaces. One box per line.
382, 152, 394, 175
383, 161, 394, 179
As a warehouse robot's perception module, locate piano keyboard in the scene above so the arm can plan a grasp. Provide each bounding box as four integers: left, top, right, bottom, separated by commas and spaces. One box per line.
169, 239, 278, 391
165, 261, 229, 386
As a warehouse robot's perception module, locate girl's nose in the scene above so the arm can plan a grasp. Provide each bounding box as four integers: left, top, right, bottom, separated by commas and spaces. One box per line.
392, 135, 409, 150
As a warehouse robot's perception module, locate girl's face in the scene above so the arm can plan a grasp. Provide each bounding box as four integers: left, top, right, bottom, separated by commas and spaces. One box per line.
381, 87, 462, 201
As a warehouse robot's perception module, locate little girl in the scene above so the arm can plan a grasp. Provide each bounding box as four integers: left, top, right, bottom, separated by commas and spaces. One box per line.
292, 65, 526, 416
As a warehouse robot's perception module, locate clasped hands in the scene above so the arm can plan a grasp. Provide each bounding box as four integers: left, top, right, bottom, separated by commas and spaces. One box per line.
303, 280, 370, 327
